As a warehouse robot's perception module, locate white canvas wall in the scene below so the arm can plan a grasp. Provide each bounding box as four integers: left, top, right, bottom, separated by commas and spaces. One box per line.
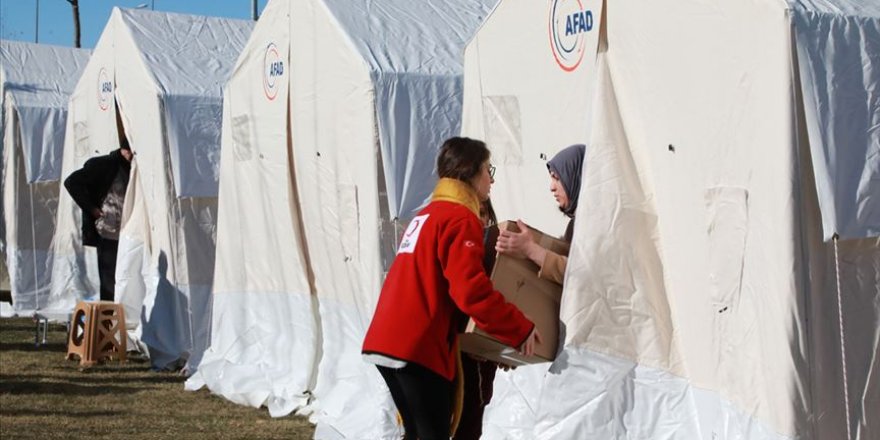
190, 0, 497, 438
53, 8, 252, 370
1, 40, 90, 314
194, 0, 877, 438
462, 1, 879, 439
187, 0, 320, 416
461, 0, 600, 235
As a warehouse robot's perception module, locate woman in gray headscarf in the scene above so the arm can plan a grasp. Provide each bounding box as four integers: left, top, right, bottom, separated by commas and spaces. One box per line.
494, 144, 586, 285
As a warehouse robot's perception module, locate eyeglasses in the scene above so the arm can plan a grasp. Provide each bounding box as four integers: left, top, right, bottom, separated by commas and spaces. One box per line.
488, 164, 496, 179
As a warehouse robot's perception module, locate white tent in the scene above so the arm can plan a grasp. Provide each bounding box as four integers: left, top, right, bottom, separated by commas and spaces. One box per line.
187, 0, 496, 437
52, 8, 252, 370
462, 0, 879, 439
1, 40, 90, 315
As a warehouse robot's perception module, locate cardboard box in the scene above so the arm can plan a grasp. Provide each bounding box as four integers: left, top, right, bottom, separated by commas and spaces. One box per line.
459, 220, 569, 366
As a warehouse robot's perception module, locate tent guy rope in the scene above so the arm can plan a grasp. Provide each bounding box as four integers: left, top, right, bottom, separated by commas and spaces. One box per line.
833, 234, 852, 440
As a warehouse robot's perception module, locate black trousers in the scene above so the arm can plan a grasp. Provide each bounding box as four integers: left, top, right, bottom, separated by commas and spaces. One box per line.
377, 363, 453, 440
454, 355, 498, 440
96, 238, 119, 301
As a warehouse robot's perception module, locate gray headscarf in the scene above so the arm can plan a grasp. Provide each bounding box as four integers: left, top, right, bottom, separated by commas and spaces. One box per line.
547, 144, 586, 218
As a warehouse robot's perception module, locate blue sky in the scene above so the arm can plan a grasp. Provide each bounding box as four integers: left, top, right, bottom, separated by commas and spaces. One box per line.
0, 0, 267, 48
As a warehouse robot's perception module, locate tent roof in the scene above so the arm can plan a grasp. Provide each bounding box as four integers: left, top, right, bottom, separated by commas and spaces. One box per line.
98, 8, 254, 198
0, 40, 90, 110
115, 8, 253, 98
322, 0, 497, 75
1, 40, 90, 182
789, 0, 880, 17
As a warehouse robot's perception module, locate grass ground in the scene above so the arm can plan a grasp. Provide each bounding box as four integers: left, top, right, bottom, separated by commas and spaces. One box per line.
0, 317, 315, 439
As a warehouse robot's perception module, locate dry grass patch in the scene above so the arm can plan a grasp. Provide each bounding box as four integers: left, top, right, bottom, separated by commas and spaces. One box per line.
0, 317, 315, 439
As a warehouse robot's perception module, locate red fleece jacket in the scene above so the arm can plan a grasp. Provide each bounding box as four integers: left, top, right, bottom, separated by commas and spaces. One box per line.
362, 200, 534, 381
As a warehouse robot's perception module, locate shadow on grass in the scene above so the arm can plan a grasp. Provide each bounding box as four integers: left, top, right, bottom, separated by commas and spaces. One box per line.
0, 317, 317, 438
0, 379, 147, 396
80, 375, 185, 384
0, 370, 186, 384
1, 408, 122, 418
0, 342, 68, 353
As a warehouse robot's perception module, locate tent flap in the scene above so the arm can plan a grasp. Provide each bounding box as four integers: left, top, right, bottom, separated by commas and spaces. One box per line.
17, 106, 67, 182
374, 72, 464, 219
792, 2, 880, 240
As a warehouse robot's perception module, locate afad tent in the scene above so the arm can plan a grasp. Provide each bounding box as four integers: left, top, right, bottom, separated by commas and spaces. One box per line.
462, 0, 879, 439
52, 8, 252, 370
1, 40, 90, 315
187, 0, 496, 437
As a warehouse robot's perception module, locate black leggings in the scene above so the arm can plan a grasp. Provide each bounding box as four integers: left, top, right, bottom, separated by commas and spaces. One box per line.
377, 363, 453, 440
96, 238, 119, 301
454, 355, 497, 440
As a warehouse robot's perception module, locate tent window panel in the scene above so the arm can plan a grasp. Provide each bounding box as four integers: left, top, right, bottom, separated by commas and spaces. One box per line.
26, 182, 60, 250
11, 153, 58, 249
176, 104, 222, 193
16, 106, 66, 183
231, 113, 254, 162
74, 120, 90, 158
179, 196, 218, 286
704, 187, 749, 311
481, 95, 524, 166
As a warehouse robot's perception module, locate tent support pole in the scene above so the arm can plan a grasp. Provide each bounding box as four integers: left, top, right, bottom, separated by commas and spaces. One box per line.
28, 183, 39, 310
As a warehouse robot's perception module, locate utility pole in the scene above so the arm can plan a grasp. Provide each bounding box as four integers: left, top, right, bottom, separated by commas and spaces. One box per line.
252, 0, 259, 21
34, 0, 39, 43
65, 0, 81, 48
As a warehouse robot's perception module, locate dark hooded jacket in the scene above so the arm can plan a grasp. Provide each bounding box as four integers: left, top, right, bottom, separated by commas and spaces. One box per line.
64, 149, 131, 246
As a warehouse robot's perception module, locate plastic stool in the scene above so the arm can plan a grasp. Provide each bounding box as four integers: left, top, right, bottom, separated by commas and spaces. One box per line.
66, 301, 127, 367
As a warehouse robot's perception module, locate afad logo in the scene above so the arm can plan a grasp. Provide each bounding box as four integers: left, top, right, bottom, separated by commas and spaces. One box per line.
548, 0, 594, 72
263, 43, 284, 101
97, 68, 113, 111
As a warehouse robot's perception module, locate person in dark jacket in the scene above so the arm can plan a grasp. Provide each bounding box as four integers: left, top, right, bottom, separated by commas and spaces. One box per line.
64, 131, 132, 301
363, 137, 540, 440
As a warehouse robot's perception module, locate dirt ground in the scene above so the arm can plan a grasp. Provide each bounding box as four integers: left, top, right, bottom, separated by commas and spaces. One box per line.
0, 317, 315, 439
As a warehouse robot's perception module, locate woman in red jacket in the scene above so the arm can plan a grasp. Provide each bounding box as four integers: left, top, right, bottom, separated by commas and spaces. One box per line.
363, 137, 540, 440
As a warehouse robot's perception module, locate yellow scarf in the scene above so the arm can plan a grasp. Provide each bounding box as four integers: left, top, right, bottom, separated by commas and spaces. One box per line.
430, 177, 480, 436
431, 177, 481, 218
